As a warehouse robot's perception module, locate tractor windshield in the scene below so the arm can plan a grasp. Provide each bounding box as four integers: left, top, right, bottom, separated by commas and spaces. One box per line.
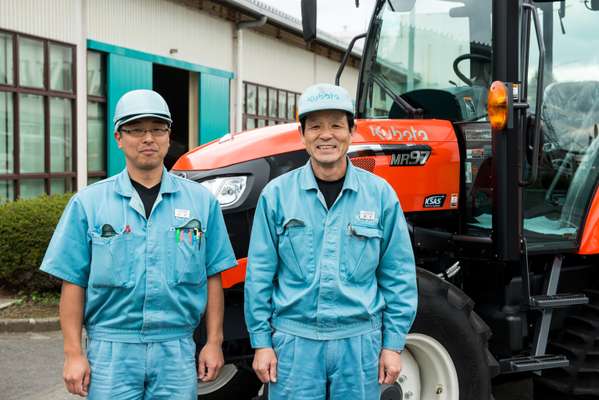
360, 0, 492, 122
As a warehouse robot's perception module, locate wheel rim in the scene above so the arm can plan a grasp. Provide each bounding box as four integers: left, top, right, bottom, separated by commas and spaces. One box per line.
197, 363, 238, 394
387, 333, 459, 400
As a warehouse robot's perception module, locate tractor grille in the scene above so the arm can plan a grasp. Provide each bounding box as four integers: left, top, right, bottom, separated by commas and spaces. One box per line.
350, 156, 376, 172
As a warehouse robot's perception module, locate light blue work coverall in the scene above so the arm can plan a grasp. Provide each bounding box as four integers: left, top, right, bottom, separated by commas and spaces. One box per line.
41, 168, 237, 400
244, 160, 418, 400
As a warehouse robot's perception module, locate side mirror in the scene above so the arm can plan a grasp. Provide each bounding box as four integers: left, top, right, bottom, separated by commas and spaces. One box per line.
388, 0, 416, 12
301, 0, 317, 43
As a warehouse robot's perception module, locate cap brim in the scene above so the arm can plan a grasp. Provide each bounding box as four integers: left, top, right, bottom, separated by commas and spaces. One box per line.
115, 113, 172, 131
298, 107, 354, 120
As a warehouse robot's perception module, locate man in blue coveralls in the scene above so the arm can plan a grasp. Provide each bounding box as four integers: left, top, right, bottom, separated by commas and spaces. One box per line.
40, 89, 237, 399
244, 83, 418, 399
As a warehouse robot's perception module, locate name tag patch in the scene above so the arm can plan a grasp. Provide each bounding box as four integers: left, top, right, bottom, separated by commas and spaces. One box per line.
359, 211, 376, 221
175, 209, 191, 219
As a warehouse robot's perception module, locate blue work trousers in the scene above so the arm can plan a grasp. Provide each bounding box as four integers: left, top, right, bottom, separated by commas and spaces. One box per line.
86, 336, 197, 400
269, 330, 382, 400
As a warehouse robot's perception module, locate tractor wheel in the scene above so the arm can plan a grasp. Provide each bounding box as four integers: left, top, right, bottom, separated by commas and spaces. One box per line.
380, 268, 498, 400
535, 289, 599, 399
198, 363, 261, 400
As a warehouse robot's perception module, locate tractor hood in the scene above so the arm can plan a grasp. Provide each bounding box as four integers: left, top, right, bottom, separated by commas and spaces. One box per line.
172, 123, 303, 171
172, 119, 457, 171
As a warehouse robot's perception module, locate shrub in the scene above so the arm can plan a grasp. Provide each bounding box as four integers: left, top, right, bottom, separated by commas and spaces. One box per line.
0, 193, 73, 292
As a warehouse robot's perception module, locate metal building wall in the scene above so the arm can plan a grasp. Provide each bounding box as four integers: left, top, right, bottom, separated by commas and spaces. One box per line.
0, 0, 80, 43
87, 0, 234, 72
242, 30, 360, 94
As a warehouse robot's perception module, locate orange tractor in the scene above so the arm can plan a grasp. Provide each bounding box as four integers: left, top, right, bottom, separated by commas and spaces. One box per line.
173, 0, 599, 398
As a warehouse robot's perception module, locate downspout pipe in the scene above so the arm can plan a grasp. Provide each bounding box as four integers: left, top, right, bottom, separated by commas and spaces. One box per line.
235, 16, 267, 132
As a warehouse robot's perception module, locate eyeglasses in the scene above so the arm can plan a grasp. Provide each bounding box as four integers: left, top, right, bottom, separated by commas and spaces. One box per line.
120, 127, 170, 137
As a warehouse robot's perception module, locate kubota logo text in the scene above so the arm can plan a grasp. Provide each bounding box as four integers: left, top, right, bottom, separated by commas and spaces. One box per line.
370, 126, 429, 141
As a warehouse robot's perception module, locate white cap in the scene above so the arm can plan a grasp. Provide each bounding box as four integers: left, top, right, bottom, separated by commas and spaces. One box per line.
298, 83, 354, 120
113, 89, 172, 131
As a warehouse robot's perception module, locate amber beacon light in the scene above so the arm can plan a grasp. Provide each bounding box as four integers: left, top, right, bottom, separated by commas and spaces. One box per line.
487, 81, 510, 132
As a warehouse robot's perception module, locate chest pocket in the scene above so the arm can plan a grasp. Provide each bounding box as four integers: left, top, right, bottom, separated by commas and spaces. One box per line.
344, 224, 383, 283
168, 224, 207, 286
89, 231, 134, 288
277, 218, 315, 282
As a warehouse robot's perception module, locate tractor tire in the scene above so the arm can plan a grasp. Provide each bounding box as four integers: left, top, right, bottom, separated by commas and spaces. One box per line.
406, 268, 499, 400
535, 288, 599, 399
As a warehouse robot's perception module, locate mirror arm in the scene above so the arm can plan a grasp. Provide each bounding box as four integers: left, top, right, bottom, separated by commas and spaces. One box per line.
335, 33, 367, 85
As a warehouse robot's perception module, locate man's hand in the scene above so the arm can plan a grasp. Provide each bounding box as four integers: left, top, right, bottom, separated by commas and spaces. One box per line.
379, 349, 402, 384
63, 353, 91, 396
198, 342, 225, 382
252, 348, 278, 383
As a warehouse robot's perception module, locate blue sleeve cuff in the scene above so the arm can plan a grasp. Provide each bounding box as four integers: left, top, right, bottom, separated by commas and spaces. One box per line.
250, 332, 273, 349
206, 256, 237, 277
39, 264, 88, 288
383, 332, 406, 352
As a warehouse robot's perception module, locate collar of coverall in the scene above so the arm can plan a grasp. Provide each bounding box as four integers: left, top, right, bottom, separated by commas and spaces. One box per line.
299, 156, 358, 193
114, 166, 180, 197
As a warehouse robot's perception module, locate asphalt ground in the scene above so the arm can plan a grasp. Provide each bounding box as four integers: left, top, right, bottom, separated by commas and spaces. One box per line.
0, 329, 538, 400
0, 331, 80, 400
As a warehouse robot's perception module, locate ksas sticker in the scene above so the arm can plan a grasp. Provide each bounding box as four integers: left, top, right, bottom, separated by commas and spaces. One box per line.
423, 194, 446, 208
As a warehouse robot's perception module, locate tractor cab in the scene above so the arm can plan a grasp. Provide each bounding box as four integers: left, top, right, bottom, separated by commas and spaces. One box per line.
356, 0, 599, 254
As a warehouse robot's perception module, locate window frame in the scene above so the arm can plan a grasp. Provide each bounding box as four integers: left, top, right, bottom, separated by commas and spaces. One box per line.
86, 50, 106, 181
243, 81, 299, 130
0, 28, 77, 200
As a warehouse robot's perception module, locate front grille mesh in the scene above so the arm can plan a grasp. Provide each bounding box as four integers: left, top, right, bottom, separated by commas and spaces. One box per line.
350, 157, 376, 172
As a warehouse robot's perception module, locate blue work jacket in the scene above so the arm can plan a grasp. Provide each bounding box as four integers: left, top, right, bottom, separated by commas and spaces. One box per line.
40, 168, 236, 343
244, 160, 417, 351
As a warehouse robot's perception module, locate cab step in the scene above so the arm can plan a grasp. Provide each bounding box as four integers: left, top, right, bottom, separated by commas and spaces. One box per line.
499, 354, 569, 374
530, 293, 589, 309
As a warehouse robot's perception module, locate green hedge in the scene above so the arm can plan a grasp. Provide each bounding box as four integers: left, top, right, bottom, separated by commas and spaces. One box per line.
0, 193, 73, 292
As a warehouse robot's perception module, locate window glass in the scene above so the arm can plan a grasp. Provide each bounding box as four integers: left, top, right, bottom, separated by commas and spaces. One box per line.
278, 91, 286, 119
20, 179, 44, 199
87, 101, 105, 172
258, 87, 267, 116
246, 118, 256, 130
50, 97, 72, 172
521, 1, 599, 242
288, 95, 296, 120
0, 92, 13, 174
87, 176, 102, 185
0, 32, 13, 85
257, 119, 266, 128
50, 177, 72, 194
49, 44, 73, 92
246, 83, 256, 115
87, 51, 105, 96
0, 180, 13, 204
19, 94, 45, 173
19, 37, 44, 88
269, 88, 277, 117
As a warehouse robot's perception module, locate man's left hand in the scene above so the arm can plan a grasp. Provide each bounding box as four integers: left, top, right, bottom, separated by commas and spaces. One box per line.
198, 342, 225, 382
379, 349, 402, 384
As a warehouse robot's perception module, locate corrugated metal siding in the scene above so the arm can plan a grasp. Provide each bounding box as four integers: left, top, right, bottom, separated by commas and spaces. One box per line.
88, 0, 234, 72
0, 0, 80, 43
242, 30, 359, 93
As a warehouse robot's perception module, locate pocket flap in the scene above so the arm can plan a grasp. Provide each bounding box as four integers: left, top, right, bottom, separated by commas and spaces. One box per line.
277, 217, 306, 234
350, 224, 383, 239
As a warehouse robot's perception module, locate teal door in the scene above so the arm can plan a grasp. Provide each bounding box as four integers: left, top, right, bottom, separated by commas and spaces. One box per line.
106, 54, 152, 176
199, 74, 230, 144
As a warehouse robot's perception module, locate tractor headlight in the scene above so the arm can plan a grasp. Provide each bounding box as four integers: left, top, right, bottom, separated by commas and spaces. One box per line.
200, 176, 248, 207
